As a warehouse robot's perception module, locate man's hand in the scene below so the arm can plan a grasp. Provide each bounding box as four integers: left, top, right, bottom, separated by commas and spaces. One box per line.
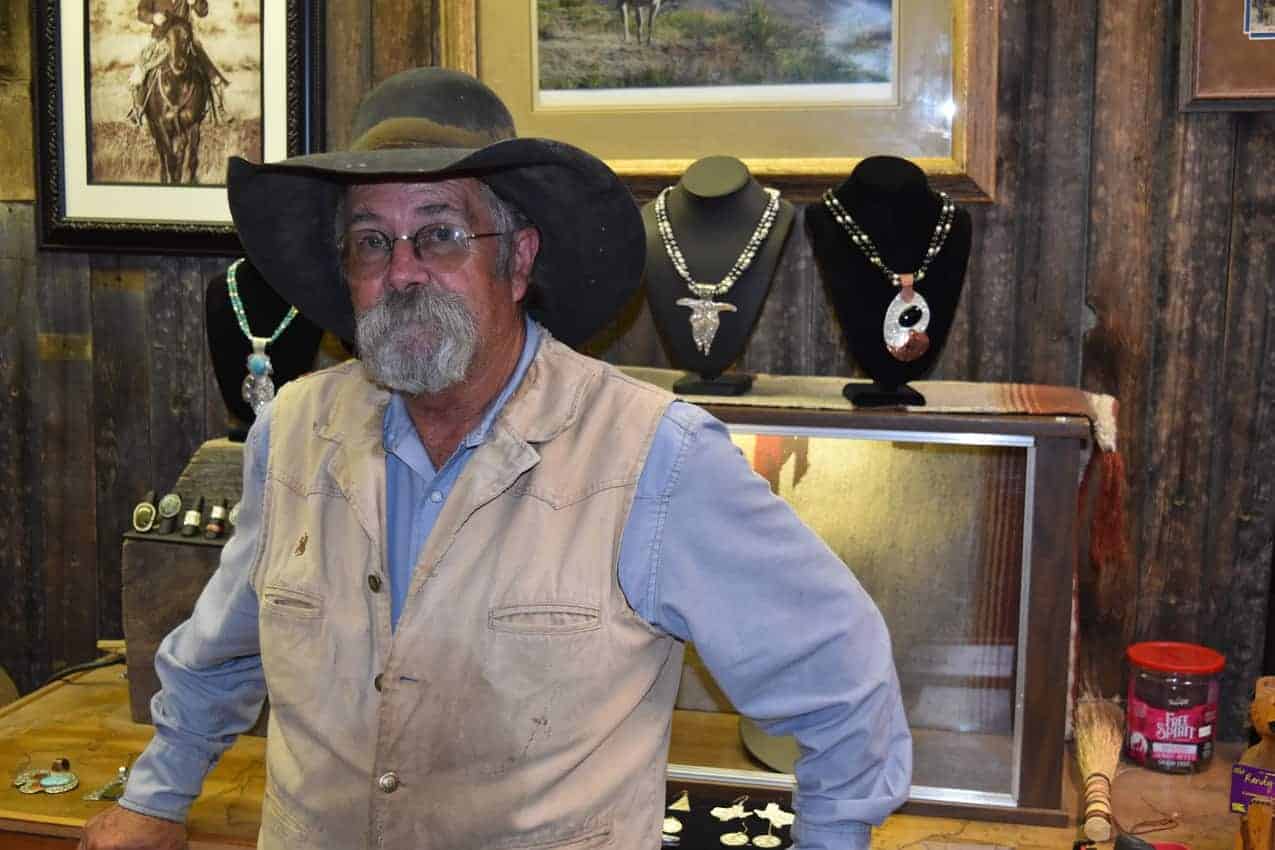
79, 805, 186, 850
152, 12, 166, 26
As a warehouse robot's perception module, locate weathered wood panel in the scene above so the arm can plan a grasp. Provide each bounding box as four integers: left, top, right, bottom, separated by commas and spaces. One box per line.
90, 256, 152, 640
1005, 0, 1096, 386
1208, 112, 1275, 738
372, 0, 434, 86
324, 0, 373, 149
1080, 0, 1173, 697
1134, 112, 1236, 643
146, 258, 212, 494
0, 203, 41, 692
33, 251, 97, 675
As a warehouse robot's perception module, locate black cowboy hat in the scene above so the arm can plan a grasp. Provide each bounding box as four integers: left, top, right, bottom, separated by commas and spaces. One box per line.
227, 67, 643, 347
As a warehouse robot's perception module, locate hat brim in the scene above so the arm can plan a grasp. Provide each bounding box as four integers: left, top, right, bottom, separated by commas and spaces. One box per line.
227, 137, 644, 347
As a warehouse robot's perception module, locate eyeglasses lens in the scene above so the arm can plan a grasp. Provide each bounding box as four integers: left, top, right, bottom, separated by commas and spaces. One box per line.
344, 226, 474, 275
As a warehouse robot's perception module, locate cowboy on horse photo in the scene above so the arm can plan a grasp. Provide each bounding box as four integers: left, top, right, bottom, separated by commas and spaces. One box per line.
126, 0, 229, 128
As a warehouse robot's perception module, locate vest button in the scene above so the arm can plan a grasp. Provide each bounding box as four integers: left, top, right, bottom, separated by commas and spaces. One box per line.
367, 574, 382, 592
377, 771, 400, 793
373, 673, 384, 692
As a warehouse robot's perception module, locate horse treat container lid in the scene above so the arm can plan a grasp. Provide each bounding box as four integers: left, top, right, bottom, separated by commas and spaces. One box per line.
1126, 641, 1225, 675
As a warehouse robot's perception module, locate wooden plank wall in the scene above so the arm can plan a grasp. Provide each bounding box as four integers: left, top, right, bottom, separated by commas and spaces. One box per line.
0, 0, 1273, 739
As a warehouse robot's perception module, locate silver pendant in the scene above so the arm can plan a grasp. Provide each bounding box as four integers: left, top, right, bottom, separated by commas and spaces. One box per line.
883, 288, 931, 362
677, 297, 738, 356
241, 336, 276, 414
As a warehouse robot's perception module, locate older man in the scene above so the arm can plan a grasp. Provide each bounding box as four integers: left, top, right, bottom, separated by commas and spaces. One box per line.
81, 68, 910, 850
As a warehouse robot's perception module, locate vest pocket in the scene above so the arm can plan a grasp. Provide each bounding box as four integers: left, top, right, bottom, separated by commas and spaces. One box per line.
488, 602, 600, 635
260, 584, 326, 710
261, 584, 324, 619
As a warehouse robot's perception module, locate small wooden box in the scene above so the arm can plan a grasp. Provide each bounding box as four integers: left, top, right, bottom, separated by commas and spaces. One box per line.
121, 439, 267, 735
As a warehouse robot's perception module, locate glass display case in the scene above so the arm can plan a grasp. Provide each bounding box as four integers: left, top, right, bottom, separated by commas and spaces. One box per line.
664, 404, 1090, 826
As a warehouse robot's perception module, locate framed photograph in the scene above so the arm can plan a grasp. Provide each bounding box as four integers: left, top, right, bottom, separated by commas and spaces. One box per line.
33, 0, 324, 254
438, 0, 997, 202
1181, 0, 1275, 110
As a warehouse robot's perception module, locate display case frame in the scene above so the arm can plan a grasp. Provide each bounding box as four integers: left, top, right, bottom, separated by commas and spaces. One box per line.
664, 405, 1089, 827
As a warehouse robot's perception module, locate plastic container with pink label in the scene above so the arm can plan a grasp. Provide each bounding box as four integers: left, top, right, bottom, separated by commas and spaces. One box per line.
1125, 641, 1225, 774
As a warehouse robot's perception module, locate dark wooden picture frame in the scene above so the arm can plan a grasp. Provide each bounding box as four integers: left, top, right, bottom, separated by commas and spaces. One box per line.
32, 0, 324, 254
1180, 0, 1275, 111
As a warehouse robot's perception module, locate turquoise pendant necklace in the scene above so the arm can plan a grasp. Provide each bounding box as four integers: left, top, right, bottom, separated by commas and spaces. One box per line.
226, 258, 298, 413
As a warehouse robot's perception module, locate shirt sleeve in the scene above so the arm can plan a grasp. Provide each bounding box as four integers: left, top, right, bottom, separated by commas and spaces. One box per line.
618, 402, 912, 850
118, 410, 272, 823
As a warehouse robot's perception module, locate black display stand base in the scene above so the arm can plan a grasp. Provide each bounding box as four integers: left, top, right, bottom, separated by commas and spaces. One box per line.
674, 372, 755, 396
844, 382, 926, 407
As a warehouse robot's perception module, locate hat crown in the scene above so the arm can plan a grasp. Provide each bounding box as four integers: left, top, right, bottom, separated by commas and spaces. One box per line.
349, 68, 516, 152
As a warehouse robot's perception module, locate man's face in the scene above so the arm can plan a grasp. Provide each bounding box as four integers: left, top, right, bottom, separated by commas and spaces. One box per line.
342, 179, 536, 395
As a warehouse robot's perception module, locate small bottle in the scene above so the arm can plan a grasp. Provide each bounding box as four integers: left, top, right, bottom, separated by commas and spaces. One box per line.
181, 497, 204, 537
204, 498, 229, 539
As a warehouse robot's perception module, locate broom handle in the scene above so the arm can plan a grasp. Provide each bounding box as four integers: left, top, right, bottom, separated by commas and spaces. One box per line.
1083, 772, 1114, 841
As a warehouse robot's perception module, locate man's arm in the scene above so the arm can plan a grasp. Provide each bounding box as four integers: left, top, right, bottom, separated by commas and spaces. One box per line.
619, 402, 911, 850
82, 412, 273, 846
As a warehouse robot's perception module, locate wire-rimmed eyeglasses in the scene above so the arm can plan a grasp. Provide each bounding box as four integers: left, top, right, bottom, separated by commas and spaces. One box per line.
341, 224, 510, 275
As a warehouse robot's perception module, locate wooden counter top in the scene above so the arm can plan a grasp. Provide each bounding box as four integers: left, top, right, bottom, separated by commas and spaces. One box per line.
0, 666, 1242, 848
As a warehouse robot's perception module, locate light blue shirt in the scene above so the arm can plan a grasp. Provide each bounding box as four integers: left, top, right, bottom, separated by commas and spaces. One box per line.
121, 319, 911, 850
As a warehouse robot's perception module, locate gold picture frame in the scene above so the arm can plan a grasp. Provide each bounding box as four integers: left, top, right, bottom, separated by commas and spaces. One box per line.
438, 0, 997, 202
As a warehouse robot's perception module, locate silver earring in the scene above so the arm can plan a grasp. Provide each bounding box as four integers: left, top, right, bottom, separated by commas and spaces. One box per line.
750, 802, 793, 848
712, 795, 751, 847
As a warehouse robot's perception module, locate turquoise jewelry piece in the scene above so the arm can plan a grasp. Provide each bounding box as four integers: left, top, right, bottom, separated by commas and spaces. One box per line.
821, 189, 955, 362
227, 258, 299, 414
14, 759, 79, 795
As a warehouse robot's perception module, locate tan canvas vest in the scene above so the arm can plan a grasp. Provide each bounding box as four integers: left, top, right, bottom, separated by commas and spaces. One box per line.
251, 337, 682, 849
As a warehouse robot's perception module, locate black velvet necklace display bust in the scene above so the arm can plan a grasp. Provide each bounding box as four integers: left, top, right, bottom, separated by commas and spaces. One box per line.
206, 259, 324, 440
642, 156, 795, 395
806, 156, 972, 406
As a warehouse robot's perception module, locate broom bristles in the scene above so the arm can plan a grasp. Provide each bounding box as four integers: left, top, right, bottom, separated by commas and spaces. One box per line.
1075, 694, 1124, 841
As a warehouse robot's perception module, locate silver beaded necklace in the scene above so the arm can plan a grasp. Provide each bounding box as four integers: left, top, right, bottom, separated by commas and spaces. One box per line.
821, 189, 955, 362
655, 186, 781, 356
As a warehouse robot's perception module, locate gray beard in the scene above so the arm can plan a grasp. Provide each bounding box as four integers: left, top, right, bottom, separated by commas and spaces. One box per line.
355, 285, 479, 396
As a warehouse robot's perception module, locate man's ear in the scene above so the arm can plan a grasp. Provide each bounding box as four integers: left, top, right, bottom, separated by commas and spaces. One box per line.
508, 226, 540, 303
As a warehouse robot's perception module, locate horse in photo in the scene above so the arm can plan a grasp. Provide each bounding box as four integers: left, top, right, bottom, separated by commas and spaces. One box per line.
141, 15, 211, 183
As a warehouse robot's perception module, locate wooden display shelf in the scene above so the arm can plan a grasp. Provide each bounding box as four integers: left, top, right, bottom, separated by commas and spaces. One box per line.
0, 666, 1242, 848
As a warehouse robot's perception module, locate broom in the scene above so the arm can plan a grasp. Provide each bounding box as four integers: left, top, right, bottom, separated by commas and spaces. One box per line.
1074, 692, 1125, 841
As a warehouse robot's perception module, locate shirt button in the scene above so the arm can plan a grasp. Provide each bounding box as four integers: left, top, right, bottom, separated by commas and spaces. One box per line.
377, 771, 400, 793
429, 490, 443, 503
367, 574, 382, 593
373, 673, 384, 692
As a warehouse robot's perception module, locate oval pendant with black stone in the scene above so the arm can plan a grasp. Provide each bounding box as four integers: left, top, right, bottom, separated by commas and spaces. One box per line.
883, 290, 931, 362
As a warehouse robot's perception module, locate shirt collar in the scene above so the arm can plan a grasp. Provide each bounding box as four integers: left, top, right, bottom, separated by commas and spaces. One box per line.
382, 315, 543, 460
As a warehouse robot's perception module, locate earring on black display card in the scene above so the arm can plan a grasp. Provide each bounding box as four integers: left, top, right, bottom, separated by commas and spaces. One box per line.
750, 802, 793, 848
